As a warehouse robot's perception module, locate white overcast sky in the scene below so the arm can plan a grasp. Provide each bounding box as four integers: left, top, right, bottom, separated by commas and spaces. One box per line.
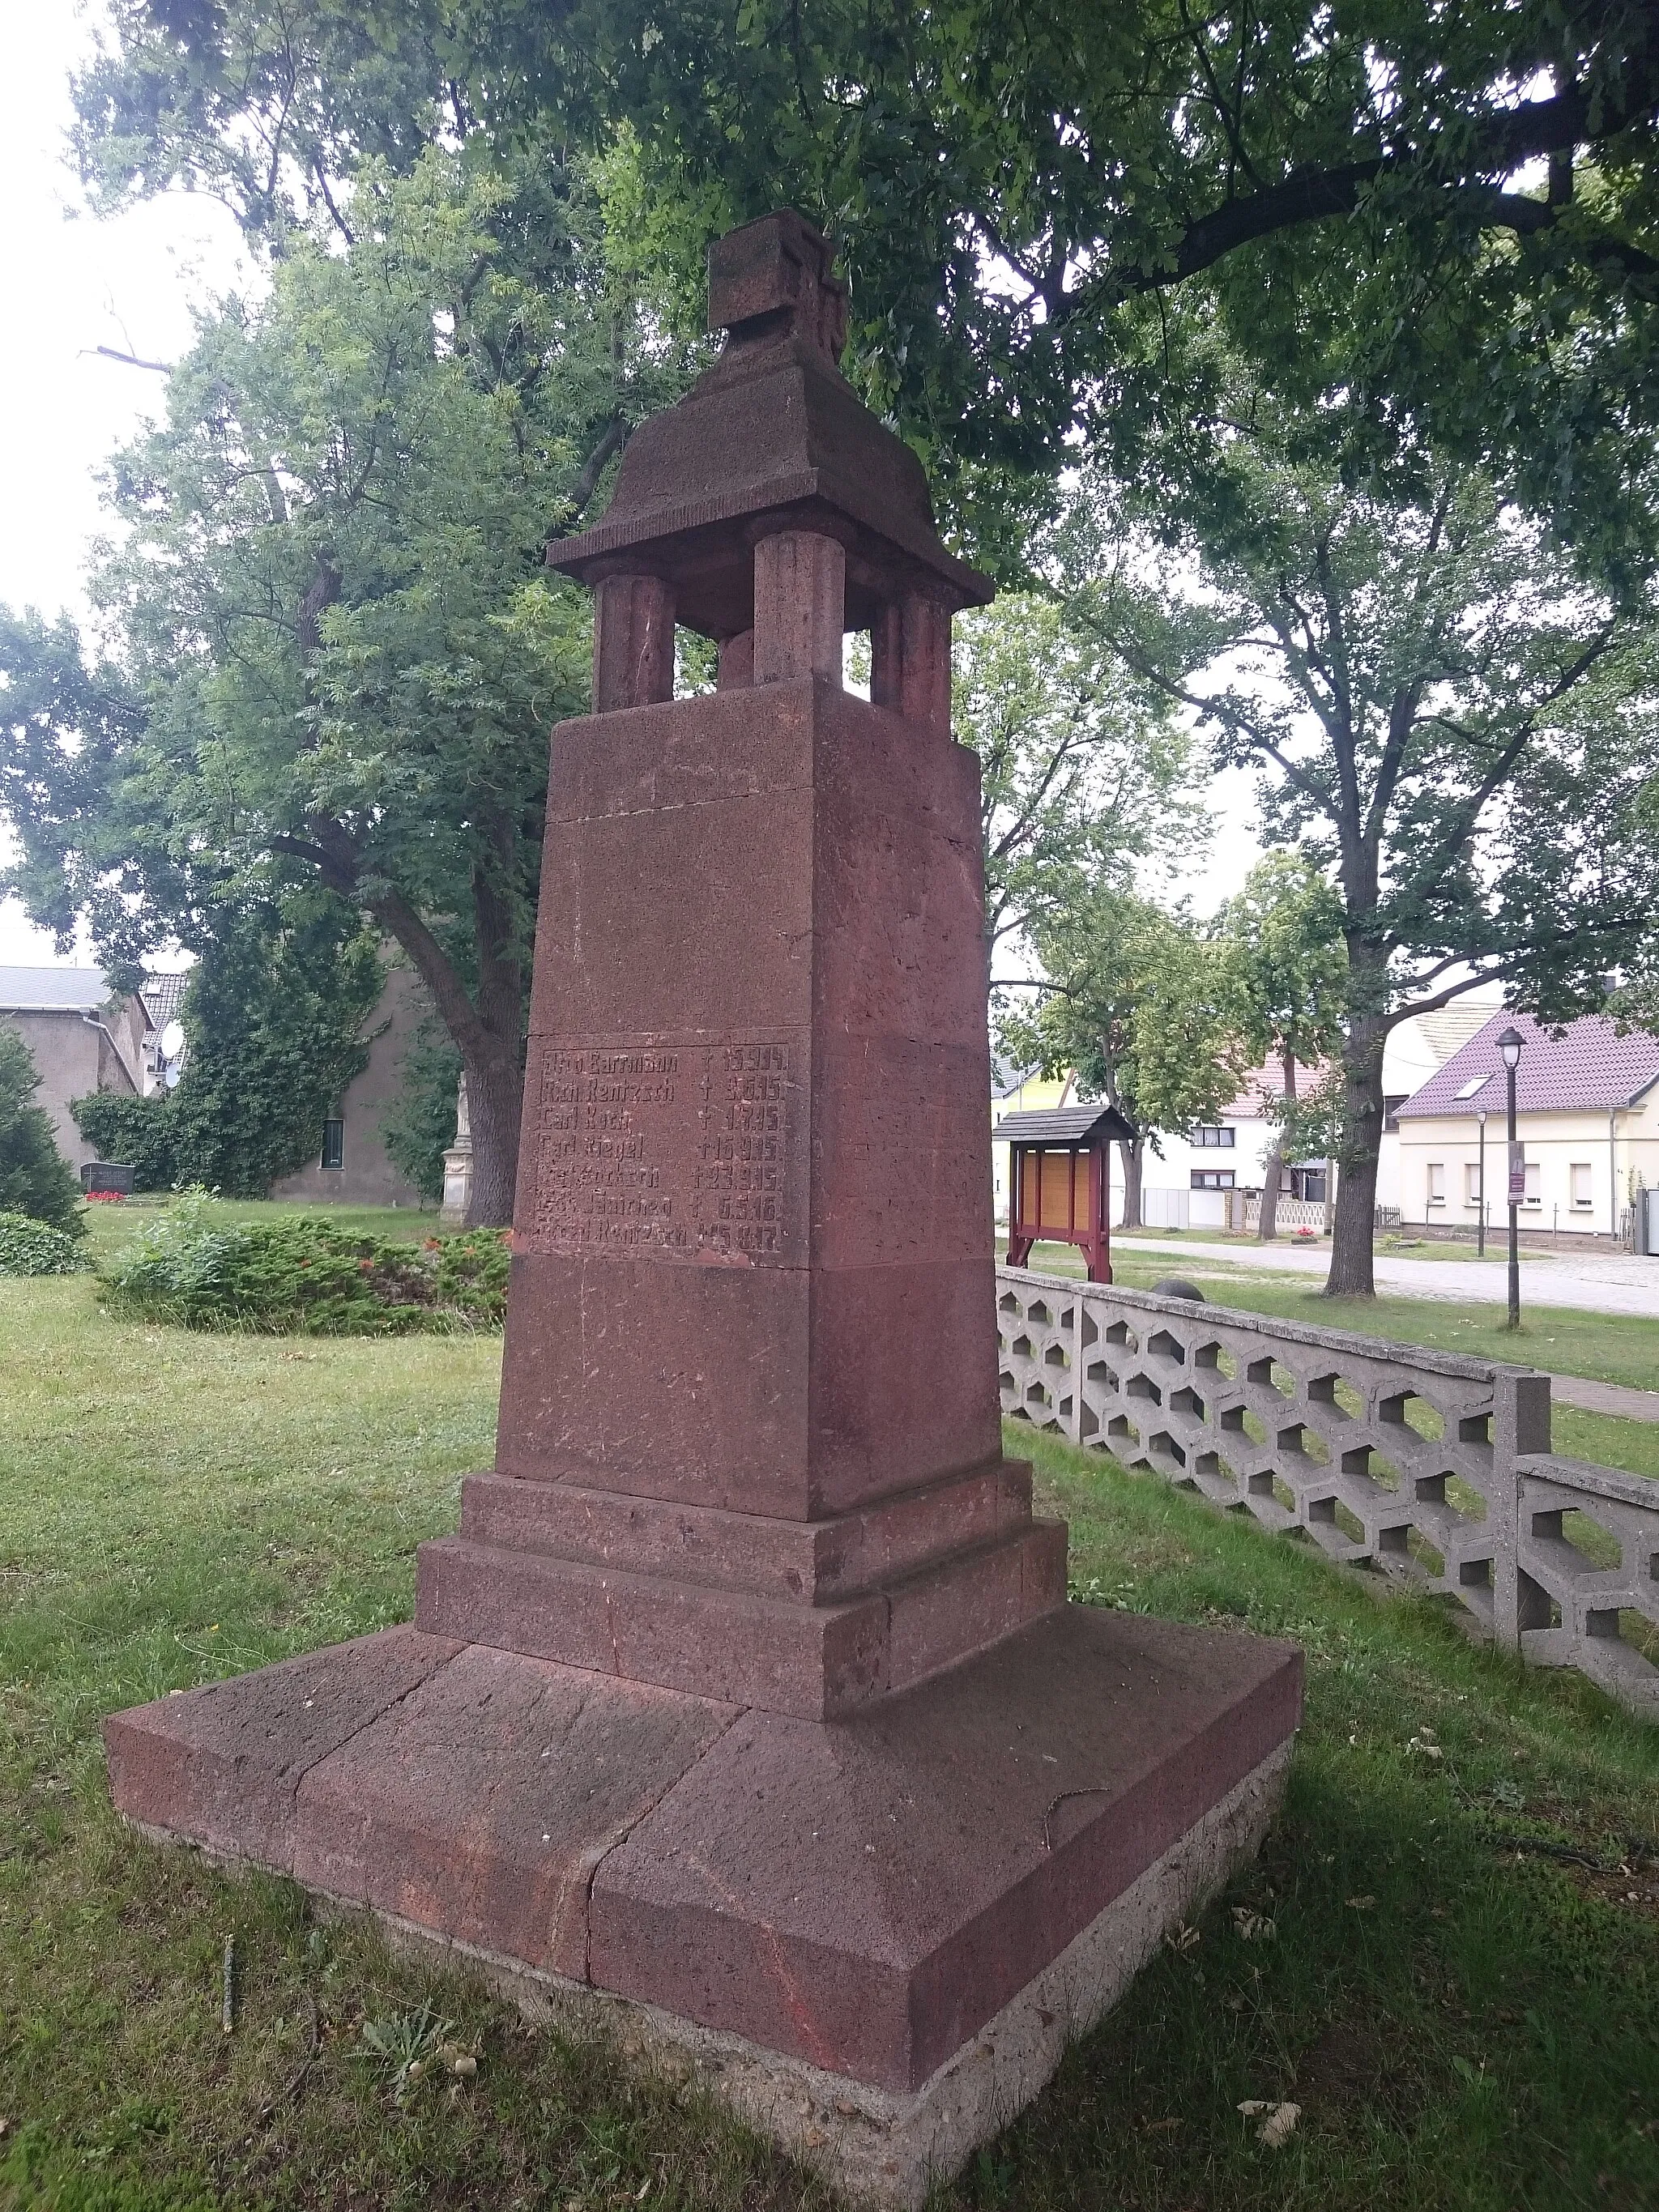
0, 2, 1259, 972
0, 2, 249, 965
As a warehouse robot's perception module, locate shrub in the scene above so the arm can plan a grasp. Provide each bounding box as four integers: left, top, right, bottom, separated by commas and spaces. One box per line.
69, 1089, 178, 1189
0, 1210, 91, 1276
101, 1197, 510, 1333
0, 1029, 86, 1234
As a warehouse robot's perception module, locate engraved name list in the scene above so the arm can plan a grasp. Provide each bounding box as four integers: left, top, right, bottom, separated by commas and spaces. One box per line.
531, 1038, 797, 1259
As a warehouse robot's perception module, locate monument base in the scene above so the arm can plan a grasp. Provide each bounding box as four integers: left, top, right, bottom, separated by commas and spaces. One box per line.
106, 1607, 1299, 2203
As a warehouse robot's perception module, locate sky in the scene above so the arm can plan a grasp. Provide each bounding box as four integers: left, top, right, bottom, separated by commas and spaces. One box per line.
0, 3, 1261, 974
0, 1, 249, 967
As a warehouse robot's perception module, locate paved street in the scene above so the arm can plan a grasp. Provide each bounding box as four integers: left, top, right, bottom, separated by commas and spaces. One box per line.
1112, 1234, 1659, 1321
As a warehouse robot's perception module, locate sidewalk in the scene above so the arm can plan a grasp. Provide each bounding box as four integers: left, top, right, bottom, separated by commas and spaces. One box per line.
1111, 1234, 1659, 1321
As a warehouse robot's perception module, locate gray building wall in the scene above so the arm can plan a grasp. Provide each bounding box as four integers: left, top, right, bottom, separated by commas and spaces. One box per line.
3, 1004, 144, 1169
270, 963, 431, 1209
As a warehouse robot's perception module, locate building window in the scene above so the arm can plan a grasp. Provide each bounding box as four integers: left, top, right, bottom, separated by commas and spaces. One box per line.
1191, 1126, 1235, 1148
1570, 1162, 1593, 1209
1427, 1161, 1445, 1206
322, 1118, 345, 1171
1191, 1169, 1235, 1190
1290, 1166, 1327, 1203
1523, 1161, 1542, 1207
1464, 1161, 1482, 1205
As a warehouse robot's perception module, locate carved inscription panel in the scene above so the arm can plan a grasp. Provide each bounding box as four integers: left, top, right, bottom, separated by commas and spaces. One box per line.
528, 1034, 801, 1261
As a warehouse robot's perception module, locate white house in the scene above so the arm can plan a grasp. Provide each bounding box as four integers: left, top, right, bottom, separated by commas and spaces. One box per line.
1376, 995, 1502, 1214
1394, 1009, 1659, 1241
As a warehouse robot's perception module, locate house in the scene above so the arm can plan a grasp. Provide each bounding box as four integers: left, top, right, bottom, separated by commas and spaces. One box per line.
1376, 995, 1502, 1213
1144, 999, 1504, 1232
138, 972, 190, 1090
268, 961, 431, 1208
991, 1057, 1076, 1225
1145, 1056, 1333, 1230
0, 965, 152, 1169
1393, 1009, 1659, 1241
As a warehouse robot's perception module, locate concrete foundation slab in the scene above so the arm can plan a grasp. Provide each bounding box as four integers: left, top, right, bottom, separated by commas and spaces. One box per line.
108, 1605, 1299, 2197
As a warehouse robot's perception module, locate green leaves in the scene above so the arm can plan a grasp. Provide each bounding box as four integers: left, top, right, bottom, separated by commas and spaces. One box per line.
953, 591, 1196, 985
0, 1031, 86, 1238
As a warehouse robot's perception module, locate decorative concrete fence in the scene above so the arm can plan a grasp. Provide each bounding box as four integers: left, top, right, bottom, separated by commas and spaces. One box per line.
997, 1268, 1659, 1719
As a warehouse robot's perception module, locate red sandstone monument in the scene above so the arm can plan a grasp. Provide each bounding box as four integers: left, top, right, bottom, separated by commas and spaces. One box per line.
105, 211, 1301, 2204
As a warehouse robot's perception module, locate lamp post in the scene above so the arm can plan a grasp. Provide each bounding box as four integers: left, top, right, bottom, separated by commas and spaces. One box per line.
1476, 1110, 1487, 1259
1499, 1025, 1524, 1329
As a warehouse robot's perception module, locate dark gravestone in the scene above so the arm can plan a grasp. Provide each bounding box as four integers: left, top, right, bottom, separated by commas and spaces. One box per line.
80, 1161, 135, 1195
105, 211, 1300, 2204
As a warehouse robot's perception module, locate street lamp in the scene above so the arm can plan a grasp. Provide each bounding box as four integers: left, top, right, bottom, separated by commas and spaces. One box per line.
1499, 1025, 1524, 1328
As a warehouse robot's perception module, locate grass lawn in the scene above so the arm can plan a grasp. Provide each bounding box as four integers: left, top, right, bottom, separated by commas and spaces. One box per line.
2, 1268, 1657, 2212
78, 1193, 441, 1269
1007, 1239, 1659, 1482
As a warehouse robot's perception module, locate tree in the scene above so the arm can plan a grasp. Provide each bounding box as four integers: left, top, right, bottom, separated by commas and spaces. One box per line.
951, 594, 1194, 996
70, 3, 1659, 574
1218, 856, 1349, 1239
0, 1030, 84, 1235
379, 1015, 464, 1204
1, 147, 703, 1223
1076, 421, 1659, 1294
1000, 888, 1249, 1229
71, 898, 388, 1196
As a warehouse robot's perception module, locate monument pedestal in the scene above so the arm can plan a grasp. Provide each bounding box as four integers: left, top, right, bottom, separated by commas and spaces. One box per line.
105, 211, 1299, 2203
109, 1609, 1297, 2205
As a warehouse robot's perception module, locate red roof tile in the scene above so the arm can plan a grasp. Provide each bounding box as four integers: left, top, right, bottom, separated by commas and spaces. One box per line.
1394, 1011, 1659, 1118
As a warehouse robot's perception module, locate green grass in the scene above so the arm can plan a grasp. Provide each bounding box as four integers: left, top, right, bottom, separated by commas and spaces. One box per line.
1005, 1238, 1659, 1480
78, 1194, 439, 1271
2, 1274, 1657, 2211
1009, 1238, 1659, 1389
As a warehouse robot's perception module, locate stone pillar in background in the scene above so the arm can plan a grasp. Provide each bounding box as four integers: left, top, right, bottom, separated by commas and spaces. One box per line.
105, 209, 1301, 2209
438, 1077, 472, 1227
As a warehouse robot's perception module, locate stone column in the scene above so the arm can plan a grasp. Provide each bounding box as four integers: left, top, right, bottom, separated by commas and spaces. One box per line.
439, 1077, 473, 1228
870, 587, 953, 736
592, 570, 676, 710
717, 628, 755, 690
753, 530, 845, 684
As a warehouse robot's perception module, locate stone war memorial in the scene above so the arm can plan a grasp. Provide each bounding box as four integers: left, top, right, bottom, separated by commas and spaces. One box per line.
105, 212, 1302, 2204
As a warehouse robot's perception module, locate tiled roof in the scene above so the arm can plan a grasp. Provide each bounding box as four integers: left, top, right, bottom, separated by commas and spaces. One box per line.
0, 964, 118, 1012
1413, 1000, 1497, 1068
1226, 1055, 1329, 1115
139, 973, 189, 1025
1395, 1011, 1659, 1118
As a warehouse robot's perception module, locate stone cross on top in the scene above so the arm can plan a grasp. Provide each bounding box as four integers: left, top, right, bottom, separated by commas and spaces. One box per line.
546, 209, 992, 733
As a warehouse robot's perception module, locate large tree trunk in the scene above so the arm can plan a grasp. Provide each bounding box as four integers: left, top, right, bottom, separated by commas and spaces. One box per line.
1257, 1147, 1284, 1240
1120, 1137, 1144, 1228
462, 1038, 524, 1229
463, 848, 527, 1229
365, 868, 527, 1230
1324, 1015, 1388, 1296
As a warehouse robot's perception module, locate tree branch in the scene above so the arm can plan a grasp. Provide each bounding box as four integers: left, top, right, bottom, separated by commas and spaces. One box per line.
1055, 72, 1659, 319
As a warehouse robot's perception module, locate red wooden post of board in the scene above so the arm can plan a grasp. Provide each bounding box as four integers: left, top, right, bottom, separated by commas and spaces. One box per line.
1006, 1142, 1034, 1268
